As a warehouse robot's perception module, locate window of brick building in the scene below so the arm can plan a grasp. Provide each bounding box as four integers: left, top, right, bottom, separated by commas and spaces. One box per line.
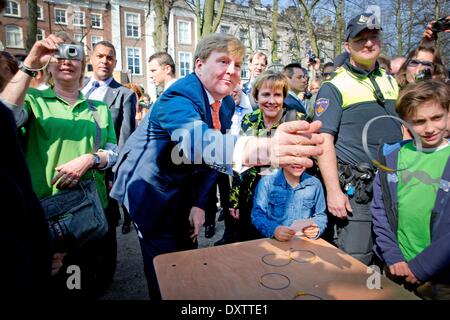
5, 1, 20, 17
91, 13, 102, 29
55, 8, 67, 24
74, 34, 87, 53
5, 25, 24, 48
125, 13, 140, 38
37, 5, 44, 20
177, 20, 191, 45
178, 51, 192, 77
73, 11, 85, 27
91, 35, 103, 48
127, 47, 142, 75
36, 29, 45, 41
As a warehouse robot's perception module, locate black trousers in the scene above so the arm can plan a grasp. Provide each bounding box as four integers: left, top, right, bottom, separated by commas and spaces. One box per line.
138, 230, 197, 300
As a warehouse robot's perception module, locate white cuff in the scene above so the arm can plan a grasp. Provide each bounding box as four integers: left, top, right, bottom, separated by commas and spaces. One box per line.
232, 136, 252, 174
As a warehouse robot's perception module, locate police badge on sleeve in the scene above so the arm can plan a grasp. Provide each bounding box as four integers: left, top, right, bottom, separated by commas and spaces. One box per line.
315, 98, 329, 117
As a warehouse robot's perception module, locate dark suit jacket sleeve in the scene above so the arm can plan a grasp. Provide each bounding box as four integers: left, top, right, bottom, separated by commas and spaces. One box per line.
158, 94, 238, 175
118, 89, 137, 148
192, 168, 219, 210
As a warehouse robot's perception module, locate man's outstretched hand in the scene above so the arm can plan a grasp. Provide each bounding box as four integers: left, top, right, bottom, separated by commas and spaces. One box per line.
244, 120, 324, 168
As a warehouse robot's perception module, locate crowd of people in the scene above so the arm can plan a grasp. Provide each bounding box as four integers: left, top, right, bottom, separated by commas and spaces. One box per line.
0, 0, 449, 300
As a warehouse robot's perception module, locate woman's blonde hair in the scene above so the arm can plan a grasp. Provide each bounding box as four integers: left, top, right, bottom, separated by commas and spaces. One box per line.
252, 70, 289, 101
46, 31, 86, 87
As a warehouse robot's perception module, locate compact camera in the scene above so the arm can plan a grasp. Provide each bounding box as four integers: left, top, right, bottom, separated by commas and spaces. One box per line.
415, 69, 432, 82
308, 53, 317, 64
431, 17, 450, 33
55, 44, 84, 61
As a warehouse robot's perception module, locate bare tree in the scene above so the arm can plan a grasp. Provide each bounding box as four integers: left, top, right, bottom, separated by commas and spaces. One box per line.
395, 0, 403, 55
334, 0, 344, 56
194, 0, 225, 38
295, 0, 320, 56
271, 0, 279, 62
153, 0, 176, 52
26, 0, 38, 52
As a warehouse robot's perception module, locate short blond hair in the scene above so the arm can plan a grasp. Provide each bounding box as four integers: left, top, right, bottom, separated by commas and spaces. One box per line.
252, 70, 289, 101
194, 33, 245, 69
46, 31, 86, 87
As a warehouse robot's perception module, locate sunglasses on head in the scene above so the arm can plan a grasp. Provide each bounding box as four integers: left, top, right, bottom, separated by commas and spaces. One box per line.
408, 59, 433, 69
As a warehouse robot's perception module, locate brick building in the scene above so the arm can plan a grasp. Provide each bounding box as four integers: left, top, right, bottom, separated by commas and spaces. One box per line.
1, 0, 333, 98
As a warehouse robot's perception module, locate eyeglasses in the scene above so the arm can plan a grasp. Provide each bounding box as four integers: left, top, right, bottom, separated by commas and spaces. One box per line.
352, 34, 381, 43
408, 59, 433, 69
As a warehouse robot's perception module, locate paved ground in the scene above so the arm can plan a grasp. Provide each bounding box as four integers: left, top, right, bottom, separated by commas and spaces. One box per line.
99, 214, 225, 300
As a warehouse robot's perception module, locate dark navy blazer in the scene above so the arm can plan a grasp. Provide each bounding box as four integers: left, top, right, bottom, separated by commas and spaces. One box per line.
110, 73, 237, 237
284, 92, 306, 114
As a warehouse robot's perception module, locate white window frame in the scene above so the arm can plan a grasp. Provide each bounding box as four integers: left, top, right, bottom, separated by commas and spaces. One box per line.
36, 28, 45, 41
257, 33, 266, 49
37, 5, 44, 21
177, 20, 191, 45
5, 25, 24, 48
54, 8, 67, 25
4, 1, 20, 17
239, 28, 248, 47
91, 13, 102, 29
241, 59, 249, 80
178, 51, 192, 78
91, 35, 103, 49
125, 12, 140, 39
73, 11, 85, 27
73, 33, 87, 53
126, 47, 142, 75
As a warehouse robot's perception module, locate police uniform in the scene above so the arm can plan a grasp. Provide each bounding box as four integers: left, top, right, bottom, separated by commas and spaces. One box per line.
313, 59, 403, 264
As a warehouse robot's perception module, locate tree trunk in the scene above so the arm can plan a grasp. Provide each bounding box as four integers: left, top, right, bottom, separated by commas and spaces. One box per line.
152, 0, 173, 52
271, 0, 278, 62
335, 0, 344, 56
299, 0, 320, 56
406, 0, 414, 52
198, 0, 225, 38
435, 0, 441, 52
195, 0, 202, 38
395, 0, 403, 55
26, 0, 38, 53
211, 0, 225, 34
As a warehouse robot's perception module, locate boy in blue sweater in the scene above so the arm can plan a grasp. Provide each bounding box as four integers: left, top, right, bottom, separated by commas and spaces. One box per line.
371, 80, 450, 300
251, 164, 327, 241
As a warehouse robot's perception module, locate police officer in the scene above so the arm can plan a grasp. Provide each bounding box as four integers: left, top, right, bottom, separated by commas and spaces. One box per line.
314, 13, 403, 265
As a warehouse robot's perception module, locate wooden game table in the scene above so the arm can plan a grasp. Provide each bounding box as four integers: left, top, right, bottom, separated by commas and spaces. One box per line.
154, 237, 419, 300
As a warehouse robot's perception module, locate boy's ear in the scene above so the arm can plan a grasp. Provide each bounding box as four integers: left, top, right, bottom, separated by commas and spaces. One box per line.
401, 124, 413, 140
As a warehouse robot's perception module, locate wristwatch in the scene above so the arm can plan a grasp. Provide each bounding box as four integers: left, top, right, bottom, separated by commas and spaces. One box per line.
91, 153, 101, 168
19, 62, 38, 78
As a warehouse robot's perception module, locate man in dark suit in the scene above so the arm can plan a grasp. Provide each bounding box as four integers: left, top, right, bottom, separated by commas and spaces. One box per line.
282, 63, 307, 115
110, 33, 324, 299
82, 41, 136, 294
0, 101, 52, 299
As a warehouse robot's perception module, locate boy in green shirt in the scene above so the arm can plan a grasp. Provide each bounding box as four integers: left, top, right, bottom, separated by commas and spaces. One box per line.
371, 80, 450, 300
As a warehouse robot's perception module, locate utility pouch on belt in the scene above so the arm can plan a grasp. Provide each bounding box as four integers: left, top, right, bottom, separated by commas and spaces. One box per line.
338, 162, 376, 204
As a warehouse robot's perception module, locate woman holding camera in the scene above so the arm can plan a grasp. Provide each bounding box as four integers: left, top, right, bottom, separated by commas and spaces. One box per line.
395, 46, 448, 89
0, 32, 118, 298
